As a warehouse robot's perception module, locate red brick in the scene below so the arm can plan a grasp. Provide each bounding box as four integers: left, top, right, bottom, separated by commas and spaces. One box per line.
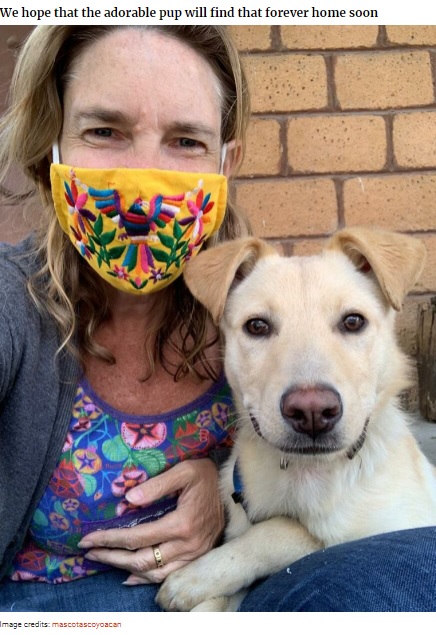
344, 175, 436, 231
288, 115, 386, 173
386, 26, 436, 46
282, 26, 378, 50
335, 51, 434, 110
244, 54, 328, 113
239, 118, 282, 177
235, 178, 338, 238
416, 235, 436, 294
228, 26, 272, 51
394, 112, 436, 169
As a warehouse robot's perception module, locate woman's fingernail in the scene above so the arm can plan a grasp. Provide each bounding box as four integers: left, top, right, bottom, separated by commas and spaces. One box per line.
122, 579, 142, 586
77, 540, 93, 549
124, 575, 148, 586
84, 553, 97, 561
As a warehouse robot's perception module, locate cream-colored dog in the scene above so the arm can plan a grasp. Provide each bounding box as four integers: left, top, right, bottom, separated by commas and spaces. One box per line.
156, 227, 436, 612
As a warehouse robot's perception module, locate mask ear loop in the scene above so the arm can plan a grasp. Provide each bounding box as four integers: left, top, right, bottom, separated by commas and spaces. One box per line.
219, 143, 228, 175
52, 141, 60, 165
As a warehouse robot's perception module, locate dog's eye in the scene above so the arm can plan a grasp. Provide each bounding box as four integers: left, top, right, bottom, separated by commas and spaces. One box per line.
341, 313, 366, 333
244, 318, 271, 337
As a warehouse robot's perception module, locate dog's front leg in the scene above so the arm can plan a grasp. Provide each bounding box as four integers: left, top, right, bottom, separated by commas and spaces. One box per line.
156, 516, 321, 611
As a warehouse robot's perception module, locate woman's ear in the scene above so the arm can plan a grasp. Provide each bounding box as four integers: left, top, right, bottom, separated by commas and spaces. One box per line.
222, 139, 243, 177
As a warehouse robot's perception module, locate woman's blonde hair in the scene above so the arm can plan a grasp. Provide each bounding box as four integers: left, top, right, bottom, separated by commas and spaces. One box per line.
0, 26, 252, 380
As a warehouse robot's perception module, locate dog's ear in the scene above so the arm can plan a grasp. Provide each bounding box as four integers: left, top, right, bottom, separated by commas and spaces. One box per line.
184, 238, 276, 323
327, 227, 427, 311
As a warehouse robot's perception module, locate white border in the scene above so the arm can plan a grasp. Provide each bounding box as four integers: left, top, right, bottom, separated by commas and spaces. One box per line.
1, 2, 436, 26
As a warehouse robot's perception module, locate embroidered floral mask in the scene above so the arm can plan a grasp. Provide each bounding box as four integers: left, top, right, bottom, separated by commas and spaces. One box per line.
50, 162, 227, 294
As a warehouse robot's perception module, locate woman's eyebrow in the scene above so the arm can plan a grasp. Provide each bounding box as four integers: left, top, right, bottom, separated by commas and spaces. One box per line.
169, 121, 218, 140
73, 109, 218, 139
74, 108, 134, 126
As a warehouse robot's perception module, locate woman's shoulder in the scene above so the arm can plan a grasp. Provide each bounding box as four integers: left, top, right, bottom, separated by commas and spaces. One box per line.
0, 234, 40, 313
0, 233, 39, 272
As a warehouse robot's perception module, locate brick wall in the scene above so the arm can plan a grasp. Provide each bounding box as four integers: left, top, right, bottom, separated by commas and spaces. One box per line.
229, 26, 436, 394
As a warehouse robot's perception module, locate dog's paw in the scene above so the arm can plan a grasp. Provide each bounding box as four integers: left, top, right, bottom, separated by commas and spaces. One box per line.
156, 560, 213, 611
156, 546, 244, 611
191, 591, 247, 612
190, 597, 230, 612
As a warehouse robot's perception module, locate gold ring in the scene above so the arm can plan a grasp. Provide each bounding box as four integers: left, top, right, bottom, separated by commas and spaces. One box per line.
152, 544, 164, 568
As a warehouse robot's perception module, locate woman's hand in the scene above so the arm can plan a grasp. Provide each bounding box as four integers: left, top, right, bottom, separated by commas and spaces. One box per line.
77, 458, 224, 584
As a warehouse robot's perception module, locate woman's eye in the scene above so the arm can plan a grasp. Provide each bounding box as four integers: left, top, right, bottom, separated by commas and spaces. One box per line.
174, 138, 207, 154
244, 318, 271, 337
179, 138, 198, 148
92, 128, 113, 138
341, 313, 367, 333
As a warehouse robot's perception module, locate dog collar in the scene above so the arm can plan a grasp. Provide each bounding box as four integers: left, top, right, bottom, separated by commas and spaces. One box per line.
232, 453, 289, 514
232, 460, 249, 513
346, 418, 370, 460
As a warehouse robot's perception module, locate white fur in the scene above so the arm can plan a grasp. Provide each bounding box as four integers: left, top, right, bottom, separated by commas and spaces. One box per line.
157, 233, 436, 612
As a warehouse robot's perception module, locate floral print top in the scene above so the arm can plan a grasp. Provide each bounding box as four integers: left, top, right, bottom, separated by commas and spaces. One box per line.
9, 374, 235, 584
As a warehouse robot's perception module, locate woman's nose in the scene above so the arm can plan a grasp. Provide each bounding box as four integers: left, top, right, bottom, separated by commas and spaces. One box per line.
120, 143, 164, 170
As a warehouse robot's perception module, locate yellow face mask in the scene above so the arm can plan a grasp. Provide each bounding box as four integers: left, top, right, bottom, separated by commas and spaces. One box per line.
50, 164, 227, 294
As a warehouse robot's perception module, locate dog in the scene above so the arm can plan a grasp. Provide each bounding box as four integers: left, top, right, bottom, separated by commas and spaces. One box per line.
156, 227, 436, 611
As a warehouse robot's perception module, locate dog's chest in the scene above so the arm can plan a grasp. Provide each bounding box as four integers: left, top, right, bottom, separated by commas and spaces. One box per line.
232, 440, 361, 544
248, 462, 329, 517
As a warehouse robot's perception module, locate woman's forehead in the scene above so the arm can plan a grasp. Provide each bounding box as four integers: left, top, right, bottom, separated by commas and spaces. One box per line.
64, 29, 223, 131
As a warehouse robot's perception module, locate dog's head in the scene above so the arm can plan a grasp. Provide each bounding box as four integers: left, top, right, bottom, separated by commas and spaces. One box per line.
184, 228, 426, 460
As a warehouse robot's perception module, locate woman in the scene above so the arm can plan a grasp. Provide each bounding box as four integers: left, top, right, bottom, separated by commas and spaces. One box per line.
0, 25, 250, 610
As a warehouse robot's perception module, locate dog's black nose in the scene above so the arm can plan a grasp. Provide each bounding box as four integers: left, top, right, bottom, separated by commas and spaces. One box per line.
280, 385, 343, 439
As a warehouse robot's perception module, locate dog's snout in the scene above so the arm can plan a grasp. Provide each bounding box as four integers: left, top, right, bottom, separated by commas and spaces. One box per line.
280, 386, 343, 439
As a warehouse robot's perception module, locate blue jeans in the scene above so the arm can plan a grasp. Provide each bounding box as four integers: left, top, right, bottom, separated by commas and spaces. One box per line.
1, 527, 435, 612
